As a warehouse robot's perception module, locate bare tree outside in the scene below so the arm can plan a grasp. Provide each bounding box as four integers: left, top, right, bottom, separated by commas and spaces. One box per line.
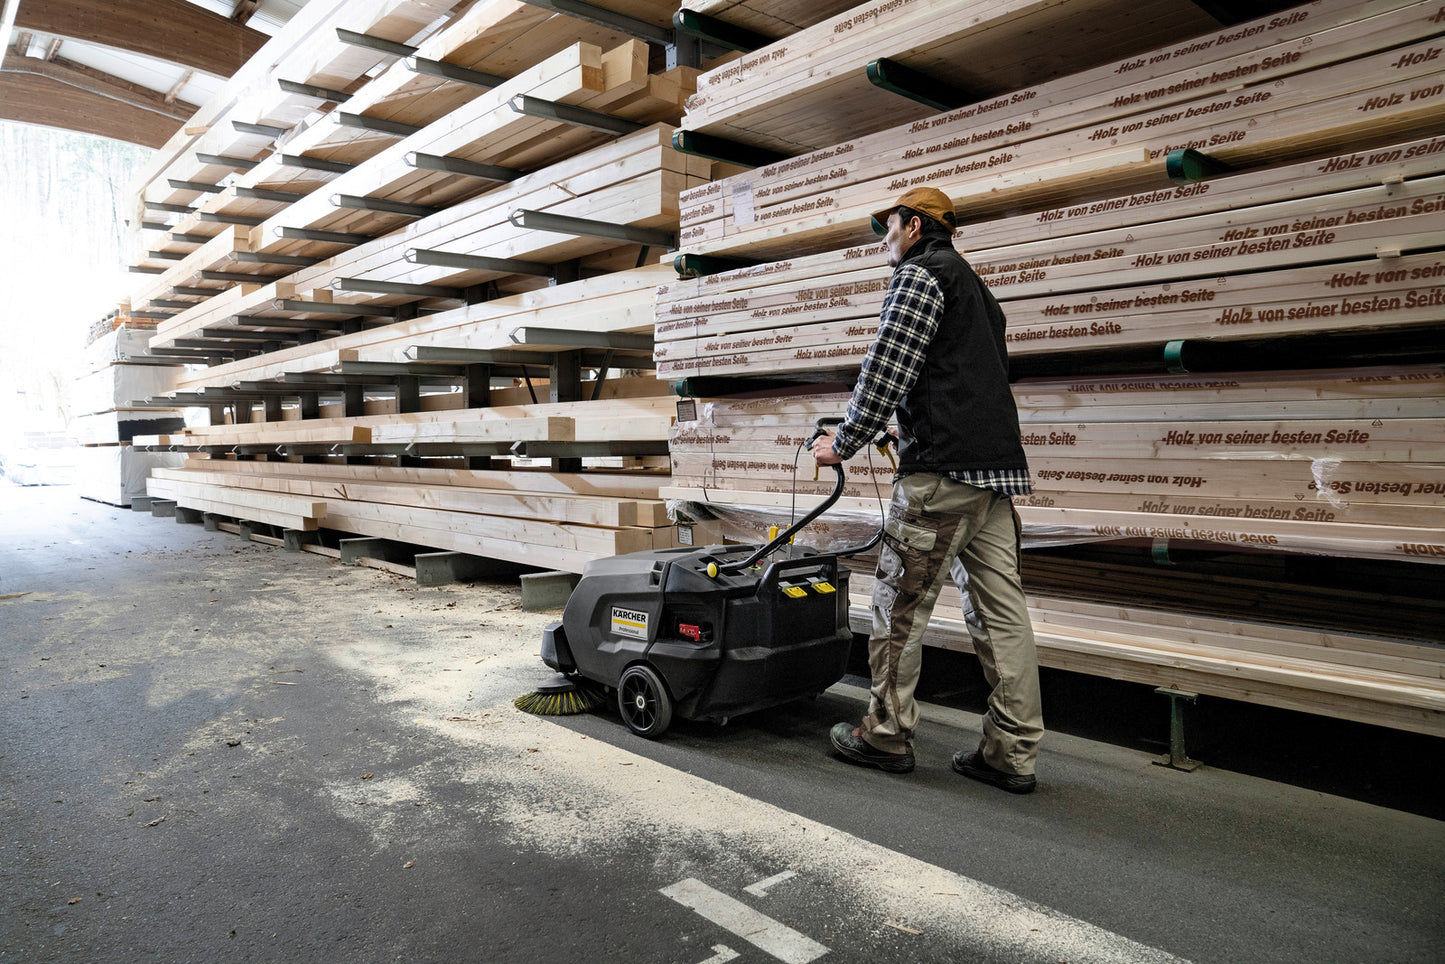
0, 123, 150, 471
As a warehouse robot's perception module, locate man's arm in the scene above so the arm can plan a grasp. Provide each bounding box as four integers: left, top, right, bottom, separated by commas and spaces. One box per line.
818, 263, 944, 463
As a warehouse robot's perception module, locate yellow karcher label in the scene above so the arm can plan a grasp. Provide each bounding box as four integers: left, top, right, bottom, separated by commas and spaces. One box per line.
811, 581, 836, 594
781, 586, 808, 599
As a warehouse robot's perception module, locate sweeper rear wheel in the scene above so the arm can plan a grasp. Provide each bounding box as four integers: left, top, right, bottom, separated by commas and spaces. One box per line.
617, 663, 672, 738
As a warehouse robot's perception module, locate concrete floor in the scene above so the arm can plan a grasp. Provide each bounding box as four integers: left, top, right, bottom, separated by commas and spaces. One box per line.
2, 481, 1442, 964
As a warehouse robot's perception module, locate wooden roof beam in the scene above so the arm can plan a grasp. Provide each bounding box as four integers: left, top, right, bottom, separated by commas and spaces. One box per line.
14, 0, 267, 78
0, 70, 183, 147
2, 56, 198, 120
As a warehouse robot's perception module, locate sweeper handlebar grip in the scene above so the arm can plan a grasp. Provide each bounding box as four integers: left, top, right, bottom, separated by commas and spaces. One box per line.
716, 460, 846, 575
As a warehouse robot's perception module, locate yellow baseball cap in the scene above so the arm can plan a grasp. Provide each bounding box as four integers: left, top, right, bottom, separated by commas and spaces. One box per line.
870, 187, 958, 236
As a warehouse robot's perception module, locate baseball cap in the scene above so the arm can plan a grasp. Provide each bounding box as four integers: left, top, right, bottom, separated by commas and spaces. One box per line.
869, 187, 958, 236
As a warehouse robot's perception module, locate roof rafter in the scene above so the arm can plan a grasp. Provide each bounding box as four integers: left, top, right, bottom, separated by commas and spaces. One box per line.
14, 0, 267, 78
0, 69, 183, 147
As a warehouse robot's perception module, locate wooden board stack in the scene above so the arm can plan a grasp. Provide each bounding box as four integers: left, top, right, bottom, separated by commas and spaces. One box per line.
677, 0, 1445, 258
125, 0, 720, 572
659, 0, 1445, 731
71, 327, 187, 507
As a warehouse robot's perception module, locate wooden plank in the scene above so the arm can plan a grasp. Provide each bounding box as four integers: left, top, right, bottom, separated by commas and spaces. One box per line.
679, 35, 1445, 258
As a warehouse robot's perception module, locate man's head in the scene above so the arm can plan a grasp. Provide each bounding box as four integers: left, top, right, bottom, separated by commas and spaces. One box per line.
870, 187, 957, 266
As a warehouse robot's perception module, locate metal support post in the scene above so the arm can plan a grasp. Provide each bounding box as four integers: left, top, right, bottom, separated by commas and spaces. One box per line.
1152, 688, 1203, 772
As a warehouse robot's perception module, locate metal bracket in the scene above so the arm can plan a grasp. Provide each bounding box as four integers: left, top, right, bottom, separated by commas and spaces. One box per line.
865, 58, 973, 112
336, 112, 422, 138
334, 28, 416, 58
167, 179, 222, 193
507, 95, 643, 135
330, 277, 466, 299
405, 151, 521, 182
404, 247, 552, 277
509, 208, 676, 249
278, 78, 351, 103
195, 152, 259, 171
199, 212, 265, 226
144, 201, 194, 214
233, 120, 289, 139
330, 193, 438, 218
405, 55, 508, 90
671, 9, 770, 52
673, 252, 759, 278
235, 186, 306, 204
277, 154, 354, 174
200, 270, 263, 283
1152, 688, 1203, 772
509, 327, 653, 353
272, 299, 396, 318
275, 226, 372, 246
1166, 148, 1234, 185
232, 251, 320, 267
671, 129, 787, 169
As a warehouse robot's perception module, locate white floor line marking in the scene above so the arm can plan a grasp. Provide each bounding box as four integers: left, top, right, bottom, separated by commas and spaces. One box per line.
662, 877, 829, 964
744, 869, 798, 898
696, 945, 740, 964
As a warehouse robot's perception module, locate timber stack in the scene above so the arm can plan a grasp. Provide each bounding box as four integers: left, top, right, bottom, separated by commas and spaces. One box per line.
662, 0, 1445, 735
124, 0, 737, 573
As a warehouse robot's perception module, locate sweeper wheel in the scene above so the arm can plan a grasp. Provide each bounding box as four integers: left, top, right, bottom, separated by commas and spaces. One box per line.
617, 663, 672, 738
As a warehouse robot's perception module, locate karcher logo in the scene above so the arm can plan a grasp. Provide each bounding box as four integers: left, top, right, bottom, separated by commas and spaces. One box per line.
611, 607, 649, 640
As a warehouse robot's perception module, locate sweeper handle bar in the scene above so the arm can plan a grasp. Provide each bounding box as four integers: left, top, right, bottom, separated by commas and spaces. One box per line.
715, 419, 848, 574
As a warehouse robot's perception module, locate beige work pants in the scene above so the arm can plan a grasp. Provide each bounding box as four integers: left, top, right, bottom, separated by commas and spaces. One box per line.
859, 473, 1044, 775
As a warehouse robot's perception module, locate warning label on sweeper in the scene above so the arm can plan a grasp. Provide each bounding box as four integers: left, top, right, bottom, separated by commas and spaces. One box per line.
611, 607, 649, 640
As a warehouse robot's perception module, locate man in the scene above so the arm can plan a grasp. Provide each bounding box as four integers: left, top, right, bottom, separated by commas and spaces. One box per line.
811, 187, 1043, 794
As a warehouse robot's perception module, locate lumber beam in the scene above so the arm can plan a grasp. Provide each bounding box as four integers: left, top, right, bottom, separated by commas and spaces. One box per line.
0, 70, 180, 148
14, 0, 266, 78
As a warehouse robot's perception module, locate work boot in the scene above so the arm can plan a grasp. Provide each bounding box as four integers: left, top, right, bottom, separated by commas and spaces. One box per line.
829, 722, 914, 773
952, 748, 1036, 794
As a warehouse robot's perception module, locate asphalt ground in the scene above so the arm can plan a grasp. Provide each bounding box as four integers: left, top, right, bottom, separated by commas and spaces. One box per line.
2, 481, 1442, 963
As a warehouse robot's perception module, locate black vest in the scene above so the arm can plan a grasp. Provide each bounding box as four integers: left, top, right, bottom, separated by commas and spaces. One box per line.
893, 236, 1029, 474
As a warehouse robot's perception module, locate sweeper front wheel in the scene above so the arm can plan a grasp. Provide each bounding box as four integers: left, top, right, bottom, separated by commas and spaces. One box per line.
617, 664, 672, 738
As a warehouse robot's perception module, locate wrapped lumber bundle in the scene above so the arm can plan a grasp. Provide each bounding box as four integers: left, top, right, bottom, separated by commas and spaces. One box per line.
656, 134, 1445, 376
677, 0, 865, 39
676, 0, 1445, 259
663, 365, 1445, 564
679, 0, 1234, 156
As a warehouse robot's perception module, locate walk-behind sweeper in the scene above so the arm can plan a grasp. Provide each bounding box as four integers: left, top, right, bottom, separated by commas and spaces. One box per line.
516, 419, 887, 737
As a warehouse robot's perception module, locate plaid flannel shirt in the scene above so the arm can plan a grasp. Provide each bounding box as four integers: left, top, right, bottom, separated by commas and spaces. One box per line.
832, 261, 1033, 497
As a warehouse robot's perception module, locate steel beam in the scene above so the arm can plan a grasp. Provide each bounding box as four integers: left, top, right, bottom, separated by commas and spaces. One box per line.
404, 247, 552, 277
671, 129, 787, 168
509, 327, 653, 352
277, 153, 354, 174
509, 208, 675, 248
277, 78, 351, 102
507, 94, 641, 135
331, 277, 465, 299
864, 58, 973, 113
235, 186, 306, 204
232, 120, 289, 138
195, 152, 259, 171
335, 28, 417, 57
167, 178, 222, 193
275, 226, 372, 245
330, 193, 437, 218
201, 270, 264, 283
404, 151, 520, 182
404, 55, 508, 89
273, 299, 396, 318
232, 251, 321, 267
671, 9, 770, 52
199, 212, 265, 226
337, 111, 421, 138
